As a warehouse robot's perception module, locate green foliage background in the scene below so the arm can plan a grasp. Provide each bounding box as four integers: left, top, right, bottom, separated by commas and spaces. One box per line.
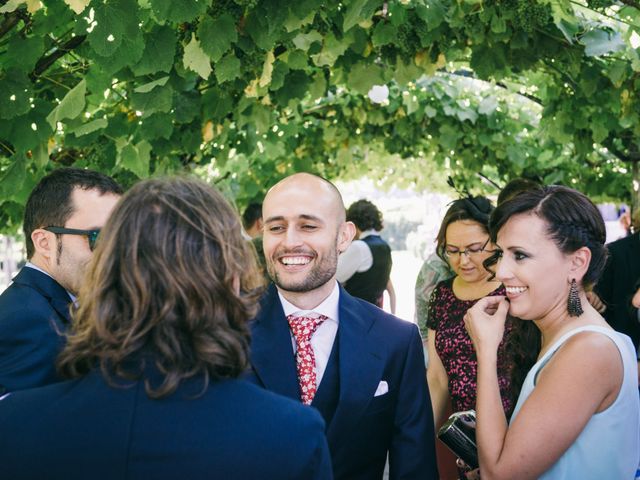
1, 0, 639, 231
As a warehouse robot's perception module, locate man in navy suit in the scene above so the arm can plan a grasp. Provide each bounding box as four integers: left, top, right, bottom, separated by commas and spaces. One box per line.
0, 177, 332, 479
249, 173, 438, 479
0, 168, 122, 393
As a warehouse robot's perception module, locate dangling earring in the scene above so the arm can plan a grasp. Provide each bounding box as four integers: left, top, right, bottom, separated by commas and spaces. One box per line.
567, 279, 584, 317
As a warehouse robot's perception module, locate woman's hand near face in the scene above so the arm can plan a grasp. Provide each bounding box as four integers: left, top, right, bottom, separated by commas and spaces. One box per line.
464, 296, 509, 357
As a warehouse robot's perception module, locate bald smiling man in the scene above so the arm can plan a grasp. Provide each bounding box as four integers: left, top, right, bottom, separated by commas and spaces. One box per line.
246, 173, 438, 480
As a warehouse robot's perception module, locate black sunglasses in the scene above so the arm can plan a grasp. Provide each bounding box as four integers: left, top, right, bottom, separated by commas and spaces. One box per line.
44, 226, 101, 251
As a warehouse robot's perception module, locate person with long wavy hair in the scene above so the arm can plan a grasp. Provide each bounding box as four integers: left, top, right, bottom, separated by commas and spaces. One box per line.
0, 177, 332, 480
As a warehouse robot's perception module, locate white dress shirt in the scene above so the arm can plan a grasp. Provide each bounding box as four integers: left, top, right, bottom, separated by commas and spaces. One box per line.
335, 230, 378, 283
278, 282, 340, 386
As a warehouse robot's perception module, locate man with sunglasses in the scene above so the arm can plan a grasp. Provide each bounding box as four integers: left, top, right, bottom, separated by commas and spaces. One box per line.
0, 167, 122, 393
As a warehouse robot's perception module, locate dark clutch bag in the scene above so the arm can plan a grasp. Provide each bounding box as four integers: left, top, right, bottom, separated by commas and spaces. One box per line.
436, 410, 478, 470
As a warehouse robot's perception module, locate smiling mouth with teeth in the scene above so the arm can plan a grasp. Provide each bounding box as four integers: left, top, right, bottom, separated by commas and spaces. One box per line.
280, 256, 312, 266
505, 286, 528, 294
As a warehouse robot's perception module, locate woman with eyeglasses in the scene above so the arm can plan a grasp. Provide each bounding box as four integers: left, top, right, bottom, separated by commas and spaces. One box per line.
426, 197, 516, 460
464, 186, 639, 479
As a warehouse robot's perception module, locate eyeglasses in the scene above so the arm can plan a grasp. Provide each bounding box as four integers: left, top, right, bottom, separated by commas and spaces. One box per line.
44, 226, 101, 251
444, 239, 490, 260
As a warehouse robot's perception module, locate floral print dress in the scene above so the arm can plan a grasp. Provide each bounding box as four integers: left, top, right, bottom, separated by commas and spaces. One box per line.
427, 277, 514, 415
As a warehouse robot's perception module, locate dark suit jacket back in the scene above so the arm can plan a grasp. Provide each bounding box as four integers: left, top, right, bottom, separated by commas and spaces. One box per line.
248, 284, 437, 480
0, 370, 332, 480
595, 232, 640, 351
0, 267, 71, 393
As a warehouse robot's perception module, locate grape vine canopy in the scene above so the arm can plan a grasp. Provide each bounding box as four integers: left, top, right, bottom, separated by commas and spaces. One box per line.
0, 0, 639, 231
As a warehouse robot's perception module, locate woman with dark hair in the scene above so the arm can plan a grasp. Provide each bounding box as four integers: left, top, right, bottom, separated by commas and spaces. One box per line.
465, 185, 640, 479
426, 197, 514, 443
0, 177, 331, 479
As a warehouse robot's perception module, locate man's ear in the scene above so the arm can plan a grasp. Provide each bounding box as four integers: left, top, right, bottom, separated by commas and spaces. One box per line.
337, 221, 356, 253
569, 246, 591, 282
31, 229, 56, 262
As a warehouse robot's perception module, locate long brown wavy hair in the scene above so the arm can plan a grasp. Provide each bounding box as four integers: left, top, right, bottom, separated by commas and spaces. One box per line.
57, 177, 263, 398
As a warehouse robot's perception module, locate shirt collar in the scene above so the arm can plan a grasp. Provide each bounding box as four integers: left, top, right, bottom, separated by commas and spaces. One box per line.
359, 229, 379, 239
278, 281, 340, 323
25, 261, 76, 303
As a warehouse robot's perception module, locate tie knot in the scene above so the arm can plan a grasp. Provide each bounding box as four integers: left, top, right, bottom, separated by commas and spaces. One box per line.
287, 314, 327, 342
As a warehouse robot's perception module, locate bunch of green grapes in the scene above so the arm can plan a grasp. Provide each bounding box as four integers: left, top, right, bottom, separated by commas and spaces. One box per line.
385, 11, 429, 61
232, 0, 259, 7
586, 0, 614, 9
512, 0, 552, 33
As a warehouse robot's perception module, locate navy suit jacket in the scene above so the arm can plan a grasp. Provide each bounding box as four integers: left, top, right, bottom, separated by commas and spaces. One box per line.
0, 370, 332, 480
248, 284, 438, 480
0, 267, 71, 393
596, 232, 640, 351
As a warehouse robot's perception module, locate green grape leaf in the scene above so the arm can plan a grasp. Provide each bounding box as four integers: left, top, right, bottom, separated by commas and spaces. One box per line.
347, 63, 384, 95
292, 30, 322, 51
0, 159, 30, 209
183, 34, 212, 80
202, 88, 233, 121
149, 0, 211, 23
134, 76, 170, 93
343, 0, 378, 32
0, 0, 23, 13
591, 122, 609, 144
70, 118, 108, 136
580, 29, 625, 57
118, 140, 151, 178
131, 83, 174, 117
46, 79, 86, 129
308, 71, 327, 100
259, 51, 276, 87
0, 70, 33, 120
394, 56, 422, 85
198, 14, 237, 63
415, 0, 445, 29
63, 0, 90, 14
245, 9, 280, 50
285, 50, 309, 70
372, 21, 396, 47
215, 52, 241, 84
89, 0, 134, 57
250, 104, 272, 134
311, 33, 350, 67
4, 34, 44, 73
139, 113, 174, 140
132, 26, 177, 76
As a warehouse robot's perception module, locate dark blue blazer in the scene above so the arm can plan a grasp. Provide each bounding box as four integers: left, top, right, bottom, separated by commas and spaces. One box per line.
248, 284, 438, 480
595, 232, 640, 351
0, 370, 332, 480
0, 267, 71, 393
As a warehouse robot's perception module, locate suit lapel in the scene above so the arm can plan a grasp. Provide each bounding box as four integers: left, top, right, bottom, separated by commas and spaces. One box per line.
13, 267, 72, 324
327, 288, 385, 445
250, 286, 300, 401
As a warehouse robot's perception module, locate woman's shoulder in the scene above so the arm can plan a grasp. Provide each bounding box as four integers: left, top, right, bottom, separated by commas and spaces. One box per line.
537, 326, 627, 397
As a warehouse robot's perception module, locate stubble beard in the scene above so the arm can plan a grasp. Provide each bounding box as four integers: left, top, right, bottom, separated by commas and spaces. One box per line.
267, 245, 339, 294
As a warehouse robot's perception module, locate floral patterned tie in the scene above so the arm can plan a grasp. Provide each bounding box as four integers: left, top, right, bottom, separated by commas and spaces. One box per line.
287, 314, 327, 405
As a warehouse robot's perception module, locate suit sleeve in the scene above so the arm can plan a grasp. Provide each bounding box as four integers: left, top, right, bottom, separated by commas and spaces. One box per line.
0, 297, 64, 392
388, 325, 438, 480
